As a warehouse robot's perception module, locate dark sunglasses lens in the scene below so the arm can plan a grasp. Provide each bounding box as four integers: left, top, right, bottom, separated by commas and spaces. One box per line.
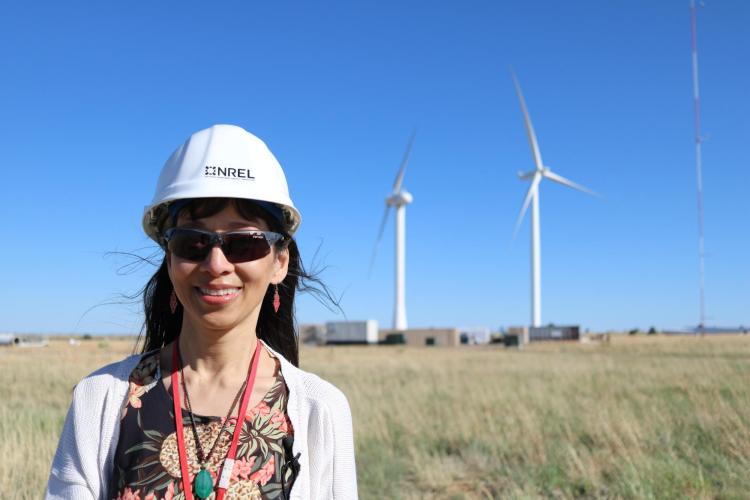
222, 233, 271, 263
167, 230, 212, 261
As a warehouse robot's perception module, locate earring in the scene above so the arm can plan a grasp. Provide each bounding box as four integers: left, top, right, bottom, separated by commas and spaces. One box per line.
273, 284, 281, 313
170, 290, 178, 314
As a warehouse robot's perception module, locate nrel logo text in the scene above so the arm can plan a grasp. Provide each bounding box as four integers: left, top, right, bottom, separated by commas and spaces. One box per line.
204, 165, 255, 180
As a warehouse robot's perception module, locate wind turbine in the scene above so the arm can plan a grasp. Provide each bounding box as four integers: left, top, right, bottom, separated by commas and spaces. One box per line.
511, 71, 598, 328
370, 132, 416, 331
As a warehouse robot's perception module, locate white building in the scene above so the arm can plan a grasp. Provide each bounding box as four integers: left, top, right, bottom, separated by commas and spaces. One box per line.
325, 320, 379, 345
459, 326, 491, 344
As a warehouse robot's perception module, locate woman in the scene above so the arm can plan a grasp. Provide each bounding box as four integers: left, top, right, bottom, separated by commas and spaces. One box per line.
46, 124, 358, 499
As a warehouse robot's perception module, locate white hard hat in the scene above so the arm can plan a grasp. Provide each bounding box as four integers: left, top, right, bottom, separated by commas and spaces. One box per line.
142, 124, 301, 243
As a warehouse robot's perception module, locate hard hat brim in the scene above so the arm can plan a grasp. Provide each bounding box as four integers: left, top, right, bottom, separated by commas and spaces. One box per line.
143, 196, 301, 245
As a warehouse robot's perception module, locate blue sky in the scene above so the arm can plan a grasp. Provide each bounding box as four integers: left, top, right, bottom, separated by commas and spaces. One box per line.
1, 1, 747, 334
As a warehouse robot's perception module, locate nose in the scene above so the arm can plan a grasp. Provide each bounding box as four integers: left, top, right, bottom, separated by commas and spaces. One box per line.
200, 245, 234, 276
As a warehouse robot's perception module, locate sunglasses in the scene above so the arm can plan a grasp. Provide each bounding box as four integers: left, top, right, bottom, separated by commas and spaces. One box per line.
163, 227, 285, 263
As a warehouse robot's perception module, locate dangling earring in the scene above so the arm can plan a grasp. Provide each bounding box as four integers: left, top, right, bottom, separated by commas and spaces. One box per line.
170, 290, 178, 314
273, 284, 280, 313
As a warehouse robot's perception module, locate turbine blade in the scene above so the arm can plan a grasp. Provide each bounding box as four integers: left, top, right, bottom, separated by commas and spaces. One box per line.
368, 205, 392, 276
513, 173, 541, 238
543, 170, 600, 197
510, 69, 544, 171
392, 130, 417, 193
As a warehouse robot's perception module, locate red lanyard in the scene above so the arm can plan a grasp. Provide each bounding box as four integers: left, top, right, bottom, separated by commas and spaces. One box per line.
171, 340, 262, 500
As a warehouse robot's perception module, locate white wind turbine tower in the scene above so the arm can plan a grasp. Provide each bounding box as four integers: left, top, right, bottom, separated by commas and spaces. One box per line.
511, 71, 598, 328
370, 132, 416, 331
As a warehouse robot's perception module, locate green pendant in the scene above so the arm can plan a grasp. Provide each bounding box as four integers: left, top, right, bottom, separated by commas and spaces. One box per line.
194, 467, 214, 499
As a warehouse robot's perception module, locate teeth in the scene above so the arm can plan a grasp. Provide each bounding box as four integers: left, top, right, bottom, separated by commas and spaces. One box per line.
199, 288, 240, 296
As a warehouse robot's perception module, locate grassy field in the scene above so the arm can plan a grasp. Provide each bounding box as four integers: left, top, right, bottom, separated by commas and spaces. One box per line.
2, 335, 750, 499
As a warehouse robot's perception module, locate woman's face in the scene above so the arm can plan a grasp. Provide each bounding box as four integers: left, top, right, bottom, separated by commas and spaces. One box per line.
167, 203, 289, 335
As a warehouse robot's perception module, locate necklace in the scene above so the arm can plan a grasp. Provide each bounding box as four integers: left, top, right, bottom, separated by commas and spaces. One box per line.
171, 339, 262, 500
177, 344, 246, 499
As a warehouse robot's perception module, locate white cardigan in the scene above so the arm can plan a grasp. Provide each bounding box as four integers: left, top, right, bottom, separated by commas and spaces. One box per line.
46, 341, 358, 499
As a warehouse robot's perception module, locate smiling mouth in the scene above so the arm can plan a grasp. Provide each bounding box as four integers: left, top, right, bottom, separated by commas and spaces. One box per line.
197, 287, 242, 296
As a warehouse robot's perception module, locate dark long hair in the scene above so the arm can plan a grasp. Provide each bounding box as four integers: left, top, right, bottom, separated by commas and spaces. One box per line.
138, 198, 331, 366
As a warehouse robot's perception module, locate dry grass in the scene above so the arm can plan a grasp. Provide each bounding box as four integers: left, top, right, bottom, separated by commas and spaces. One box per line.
2, 335, 750, 499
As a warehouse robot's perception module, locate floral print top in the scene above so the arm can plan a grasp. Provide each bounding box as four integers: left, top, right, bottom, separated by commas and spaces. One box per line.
109, 350, 296, 500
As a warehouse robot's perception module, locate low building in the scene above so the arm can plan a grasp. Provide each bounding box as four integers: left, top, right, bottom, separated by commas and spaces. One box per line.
505, 326, 530, 344
529, 325, 580, 341
379, 327, 461, 347
325, 320, 379, 345
459, 326, 491, 344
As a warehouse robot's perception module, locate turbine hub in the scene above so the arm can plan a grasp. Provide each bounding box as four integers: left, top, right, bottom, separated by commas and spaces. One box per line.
387, 190, 413, 206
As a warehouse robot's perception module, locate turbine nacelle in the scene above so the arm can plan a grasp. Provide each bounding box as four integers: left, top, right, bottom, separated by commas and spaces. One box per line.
386, 191, 413, 206
518, 168, 543, 180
